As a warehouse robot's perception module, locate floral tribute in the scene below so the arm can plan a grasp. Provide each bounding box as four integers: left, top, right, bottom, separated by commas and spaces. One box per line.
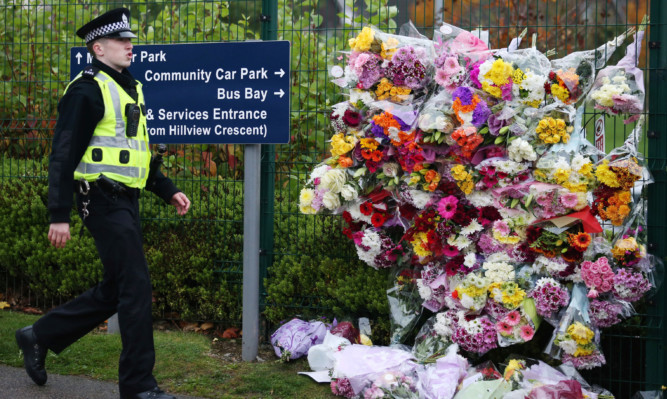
301, 20, 657, 398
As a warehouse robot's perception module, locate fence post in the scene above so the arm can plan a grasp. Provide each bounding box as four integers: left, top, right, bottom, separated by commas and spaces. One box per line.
259, 0, 278, 326
647, 0, 667, 389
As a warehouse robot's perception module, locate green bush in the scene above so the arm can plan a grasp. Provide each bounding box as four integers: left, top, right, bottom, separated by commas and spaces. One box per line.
0, 175, 391, 334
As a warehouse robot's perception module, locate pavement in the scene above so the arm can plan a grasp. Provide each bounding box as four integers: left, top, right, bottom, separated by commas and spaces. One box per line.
0, 365, 206, 399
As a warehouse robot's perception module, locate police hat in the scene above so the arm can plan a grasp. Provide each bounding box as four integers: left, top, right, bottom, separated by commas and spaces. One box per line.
76, 8, 137, 44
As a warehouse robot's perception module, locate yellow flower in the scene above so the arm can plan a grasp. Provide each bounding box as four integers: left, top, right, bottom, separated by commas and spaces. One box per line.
551, 84, 570, 103
534, 170, 547, 181
360, 137, 379, 150
300, 204, 317, 214
411, 232, 433, 257
595, 160, 621, 188
512, 68, 526, 85
348, 26, 374, 51
567, 322, 594, 345
0, 301, 9, 309
579, 163, 593, 176
493, 230, 522, 244
482, 82, 503, 98
461, 180, 474, 195
574, 346, 594, 357
554, 168, 571, 184
485, 59, 514, 86
450, 165, 468, 180
299, 188, 315, 207
330, 133, 358, 157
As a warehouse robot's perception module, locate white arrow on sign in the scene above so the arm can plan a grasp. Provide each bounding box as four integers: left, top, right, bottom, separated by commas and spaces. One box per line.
274, 89, 285, 98
75, 52, 83, 65
274, 68, 285, 78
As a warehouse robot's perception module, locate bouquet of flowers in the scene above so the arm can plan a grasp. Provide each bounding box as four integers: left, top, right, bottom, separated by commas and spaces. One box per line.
451, 312, 499, 355
588, 298, 633, 329
411, 315, 452, 363
529, 277, 570, 320
450, 272, 490, 312
533, 152, 597, 194
612, 268, 651, 302
588, 16, 648, 123
495, 305, 538, 347
553, 319, 605, 370
580, 256, 615, 298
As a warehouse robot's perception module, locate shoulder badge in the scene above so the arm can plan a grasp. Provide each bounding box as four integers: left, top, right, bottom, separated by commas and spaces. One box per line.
81, 65, 99, 79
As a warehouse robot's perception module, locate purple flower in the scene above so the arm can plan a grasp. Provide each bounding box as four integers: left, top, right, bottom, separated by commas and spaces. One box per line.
452, 86, 474, 105
471, 100, 491, 127
589, 299, 623, 328
487, 113, 509, 136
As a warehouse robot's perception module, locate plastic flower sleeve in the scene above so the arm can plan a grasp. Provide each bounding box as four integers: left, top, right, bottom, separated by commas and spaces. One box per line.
587, 17, 648, 123
271, 318, 331, 361
387, 266, 424, 344
415, 344, 468, 399
411, 314, 452, 362
547, 286, 606, 369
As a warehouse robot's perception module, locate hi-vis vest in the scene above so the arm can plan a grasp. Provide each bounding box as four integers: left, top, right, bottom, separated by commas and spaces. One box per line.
71, 69, 150, 188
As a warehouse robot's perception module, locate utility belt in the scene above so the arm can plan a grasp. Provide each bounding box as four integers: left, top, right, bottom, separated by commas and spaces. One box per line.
76, 176, 139, 200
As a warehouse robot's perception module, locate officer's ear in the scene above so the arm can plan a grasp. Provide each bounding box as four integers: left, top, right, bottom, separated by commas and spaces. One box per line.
90, 39, 107, 58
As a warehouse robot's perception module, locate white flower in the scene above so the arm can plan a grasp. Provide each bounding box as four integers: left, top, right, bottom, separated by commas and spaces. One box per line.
518, 71, 546, 106
387, 126, 401, 142
356, 229, 383, 267
460, 219, 483, 236
299, 188, 314, 207
467, 191, 495, 207
533, 255, 568, 275
508, 138, 537, 162
535, 277, 559, 288
309, 164, 331, 184
417, 279, 433, 300
340, 185, 358, 201
434, 313, 454, 337
349, 88, 375, 106
322, 191, 341, 210
571, 154, 590, 172
464, 252, 477, 268
558, 339, 578, 355
447, 234, 472, 250
483, 260, 515, 282
319, 168, 347, 193
406, 190, 434, 209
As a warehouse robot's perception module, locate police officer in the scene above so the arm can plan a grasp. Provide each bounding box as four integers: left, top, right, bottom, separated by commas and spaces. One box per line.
14, 8, 190, 399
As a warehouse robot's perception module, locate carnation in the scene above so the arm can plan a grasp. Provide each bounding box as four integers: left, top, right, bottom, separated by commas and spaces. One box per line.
320, 168, 347, 193
507, 138, 537, 162
589, 299, 624, 328
613, 269, 651, 302
340, 184, 359, 201
322, 191, 342, 210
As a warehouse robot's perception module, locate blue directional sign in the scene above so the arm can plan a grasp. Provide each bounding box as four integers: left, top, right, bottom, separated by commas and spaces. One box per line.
70, 41, 290, 144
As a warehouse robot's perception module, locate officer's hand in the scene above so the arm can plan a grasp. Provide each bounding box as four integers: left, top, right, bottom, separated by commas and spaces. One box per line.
170, 192, 191, 216
48, 223, 71, 248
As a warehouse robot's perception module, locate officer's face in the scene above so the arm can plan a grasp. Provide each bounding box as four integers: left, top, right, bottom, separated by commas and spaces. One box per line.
95, 38, 133, 72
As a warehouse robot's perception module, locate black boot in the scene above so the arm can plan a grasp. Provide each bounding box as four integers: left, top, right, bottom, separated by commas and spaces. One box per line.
121, 386, 176, 399
15, 325, 48, 386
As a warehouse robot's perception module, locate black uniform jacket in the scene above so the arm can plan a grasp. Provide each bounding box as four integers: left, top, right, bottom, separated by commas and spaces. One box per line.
48, 58, 179, 223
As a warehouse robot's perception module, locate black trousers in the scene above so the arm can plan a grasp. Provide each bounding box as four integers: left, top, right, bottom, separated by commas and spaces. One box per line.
33, 185, 157, 396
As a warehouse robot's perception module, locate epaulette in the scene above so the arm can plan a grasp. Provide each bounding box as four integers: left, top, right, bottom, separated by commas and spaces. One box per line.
81, 65, 99, 79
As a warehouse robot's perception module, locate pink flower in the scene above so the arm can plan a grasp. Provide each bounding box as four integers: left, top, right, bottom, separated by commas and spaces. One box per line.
592, 276, 603, 287
450, 32, 489, 54
438, 195, 459, 219
443, 57, 462, 76
587, 288, 599, 299
497, 321, 513, 335
519, 324, 535, 341
600, 281, 613, 292
435, 69, 449, 87
559, 192, 579, 208
493, 220, 510, 236
505, 310, 521, 326
443, 244, 460, 257
600, 264, 612, 274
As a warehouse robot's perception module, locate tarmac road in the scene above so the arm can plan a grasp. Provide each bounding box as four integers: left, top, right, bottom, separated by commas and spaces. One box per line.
0, 365, 206, 399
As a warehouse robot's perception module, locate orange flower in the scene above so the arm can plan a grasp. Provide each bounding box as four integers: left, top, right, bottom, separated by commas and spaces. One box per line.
338, 156, 353, 168
361, 149, 373, 160
424, 170, 440, 184
568, 232, 591, 252
371, 150, 383, 162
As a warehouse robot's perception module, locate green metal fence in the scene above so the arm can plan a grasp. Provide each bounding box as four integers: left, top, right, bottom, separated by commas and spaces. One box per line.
1, 0, 664, 396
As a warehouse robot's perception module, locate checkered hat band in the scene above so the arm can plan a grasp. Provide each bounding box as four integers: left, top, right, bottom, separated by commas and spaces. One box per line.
85, 21, 131, 42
